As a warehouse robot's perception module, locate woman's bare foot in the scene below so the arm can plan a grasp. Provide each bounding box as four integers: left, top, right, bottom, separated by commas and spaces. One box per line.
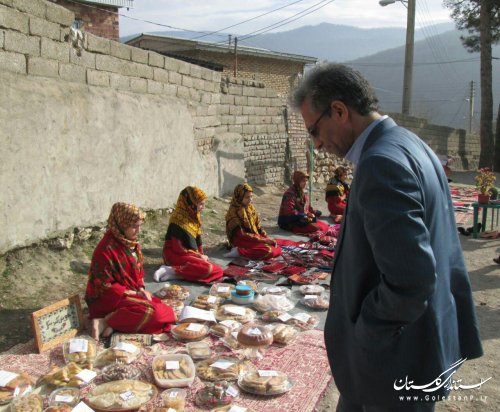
91, 318, 108, 340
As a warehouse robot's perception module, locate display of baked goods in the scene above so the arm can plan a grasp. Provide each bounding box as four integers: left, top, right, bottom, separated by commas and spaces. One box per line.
0, 370, 34, 404
209, 283, 235, 299
160, 388, 186, 411
178, 306, 217, 324
48, 387, 80, 407
38, 362, 94, 387
171, 323, 209, 342
195, 381, 239, 409
160, 298, 184, 317
268, 324, 299, 345
151, 355, 195, 388
211, 405, 257, 412
252, 295, 295, 313
185, 341, 212, 360
221, 333, 242, 351
238, 371, 292, 395
95, 341, 142, 366
259, 286, 291, 297
9, 393, 43, 412
300, 294, 329, 310
196, 357, 257, 382
299, 284, 325, 295
101, 364, 140, 382
62, 336, 97, 366
236, 324, 273, 347
215, 305, 255, 323
285, 313, 320, 330
191, 294, 222, 311
154, 284, 189, 300
86, 379, 156, 411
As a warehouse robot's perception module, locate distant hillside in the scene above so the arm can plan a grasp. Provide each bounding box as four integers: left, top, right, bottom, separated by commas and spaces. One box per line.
121, 22, 454, 62
347, 30, 500, 130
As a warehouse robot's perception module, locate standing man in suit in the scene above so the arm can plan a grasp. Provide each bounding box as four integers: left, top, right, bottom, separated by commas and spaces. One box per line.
292, 63, 483, 411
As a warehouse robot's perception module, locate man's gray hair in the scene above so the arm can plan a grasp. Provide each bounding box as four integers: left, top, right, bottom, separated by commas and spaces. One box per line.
291, 63, 379, 116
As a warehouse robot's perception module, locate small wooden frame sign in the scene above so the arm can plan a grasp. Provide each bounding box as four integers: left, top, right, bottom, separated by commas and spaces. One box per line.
31, 295, 84, 353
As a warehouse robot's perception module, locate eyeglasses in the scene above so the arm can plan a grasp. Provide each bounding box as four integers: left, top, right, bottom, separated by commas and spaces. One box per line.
307, 107, 330, 139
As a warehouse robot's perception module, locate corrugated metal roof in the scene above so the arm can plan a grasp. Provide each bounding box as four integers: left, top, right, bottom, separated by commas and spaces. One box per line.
126, 33, 317, 64
75, 0, 134, 8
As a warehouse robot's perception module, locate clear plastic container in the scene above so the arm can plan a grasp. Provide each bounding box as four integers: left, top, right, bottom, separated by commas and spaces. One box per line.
196, 357, 256, 382
0, 370, 33, 405
215, 305, 255, 323
299, 284, 325, 295
252, 294, 295, 313
209, 283, 235, 299
151, 354, 195, 388
155, 284, 190, 300
9, 393, 43, 412
48, 387, 80, 407
195, 382, 238, 409
185, 341, 212, 360
160, 388, 187, 411
268, 323, 299, 345
62, 336, 97, 366
236, 323, 273, 348
85, 379, 156, 410
299, 294, 329, 310
259, 286, 291, 297
191, 294, 222, 311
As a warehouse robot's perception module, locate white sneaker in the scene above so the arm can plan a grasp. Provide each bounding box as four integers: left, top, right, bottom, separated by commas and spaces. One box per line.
223, 247, 240, 258
153, 265, 181, 282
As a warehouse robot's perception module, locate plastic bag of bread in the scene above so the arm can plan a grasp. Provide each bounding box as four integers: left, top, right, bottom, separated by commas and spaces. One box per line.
299, 294, 329, 310
0, 370, 33, 405
95, 341, 142, 366
238, 371, 292, 395
285, 313, 319, 330
191, 294, 222, 311
252, 295, 294, 313
268, 323, 299, 345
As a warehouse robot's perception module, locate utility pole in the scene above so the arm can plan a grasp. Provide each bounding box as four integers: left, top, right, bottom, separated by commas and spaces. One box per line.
228, 34, 232, 48
402, 0, 415, 115
469, 80, 475, 134
233, 37, 238, 77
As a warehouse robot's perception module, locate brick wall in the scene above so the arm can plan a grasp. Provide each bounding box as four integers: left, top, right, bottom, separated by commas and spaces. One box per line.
48, 0, 119, 41
168, 49, 305, 98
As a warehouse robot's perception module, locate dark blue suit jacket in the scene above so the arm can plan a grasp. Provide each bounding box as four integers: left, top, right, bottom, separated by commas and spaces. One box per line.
325, 118, 483, 406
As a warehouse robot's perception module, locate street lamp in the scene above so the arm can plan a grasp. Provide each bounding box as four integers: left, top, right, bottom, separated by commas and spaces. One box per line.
379, 0, 415, 116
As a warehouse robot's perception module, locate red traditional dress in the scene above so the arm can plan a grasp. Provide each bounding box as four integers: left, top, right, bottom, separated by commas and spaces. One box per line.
325, 176, 350, 216
225, 183, 282, 260
278, 172, 329, 234
85, 203, 176, 334
162, 187, 223, 283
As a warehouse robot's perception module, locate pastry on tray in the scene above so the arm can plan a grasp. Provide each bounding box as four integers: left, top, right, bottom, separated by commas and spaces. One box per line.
86, 379, 155, 410
215, 305, 255, 323
171, 323, 209, 341
238, 371, 292, 395
236, 323, 273, 347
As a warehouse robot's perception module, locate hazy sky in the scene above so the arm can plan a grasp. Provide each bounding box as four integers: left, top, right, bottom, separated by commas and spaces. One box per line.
119, 0, 455, 38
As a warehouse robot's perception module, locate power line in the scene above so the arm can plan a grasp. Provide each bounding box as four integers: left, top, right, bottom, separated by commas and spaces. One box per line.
349, 57, 481, 67
239, 0, 335, 42
190, 0, 309, 40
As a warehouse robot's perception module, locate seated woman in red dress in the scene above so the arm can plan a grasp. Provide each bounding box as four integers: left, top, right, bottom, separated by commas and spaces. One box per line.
86, 202, 176, 341
224, 183, 282, 260
278, 170, 328, 234
162, 186, 223, 283
325, 166, 350, 220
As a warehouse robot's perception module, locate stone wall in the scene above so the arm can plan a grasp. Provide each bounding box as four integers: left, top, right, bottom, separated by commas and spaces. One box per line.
47, 0, 119, 41
0, 0, 290, 253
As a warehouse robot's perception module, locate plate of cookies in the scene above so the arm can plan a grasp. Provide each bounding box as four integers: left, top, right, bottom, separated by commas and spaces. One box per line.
85, 379, 156, 411
196, 357, 257, 382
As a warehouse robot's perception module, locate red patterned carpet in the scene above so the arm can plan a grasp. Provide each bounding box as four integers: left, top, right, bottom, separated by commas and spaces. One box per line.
1, 330, 332, 412
450, 185, 477, 226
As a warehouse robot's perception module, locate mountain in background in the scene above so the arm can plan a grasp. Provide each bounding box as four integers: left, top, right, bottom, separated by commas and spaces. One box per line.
347, 30, 500, 131
121, 22, 499, 131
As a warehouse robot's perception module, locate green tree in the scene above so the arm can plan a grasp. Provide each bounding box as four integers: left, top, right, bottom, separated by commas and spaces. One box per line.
444, 0, 499, 169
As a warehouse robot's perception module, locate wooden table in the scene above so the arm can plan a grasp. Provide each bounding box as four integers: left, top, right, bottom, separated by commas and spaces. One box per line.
472, 201, 500, 238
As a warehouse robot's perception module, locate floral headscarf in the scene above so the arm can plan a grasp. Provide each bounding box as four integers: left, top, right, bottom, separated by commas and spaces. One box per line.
169, 186, 207, 238
292, 170, 309, 203
107, 202, 145, 261
225, 183, 261, 242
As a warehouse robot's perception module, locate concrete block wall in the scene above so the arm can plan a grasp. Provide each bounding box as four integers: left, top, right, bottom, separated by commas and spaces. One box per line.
169, 49, 306, 97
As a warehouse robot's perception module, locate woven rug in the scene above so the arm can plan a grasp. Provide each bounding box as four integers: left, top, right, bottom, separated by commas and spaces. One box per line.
0, 330, 332, 412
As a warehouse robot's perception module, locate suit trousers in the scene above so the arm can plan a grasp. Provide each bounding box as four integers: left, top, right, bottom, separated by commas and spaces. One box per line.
336, 395, 435, 412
